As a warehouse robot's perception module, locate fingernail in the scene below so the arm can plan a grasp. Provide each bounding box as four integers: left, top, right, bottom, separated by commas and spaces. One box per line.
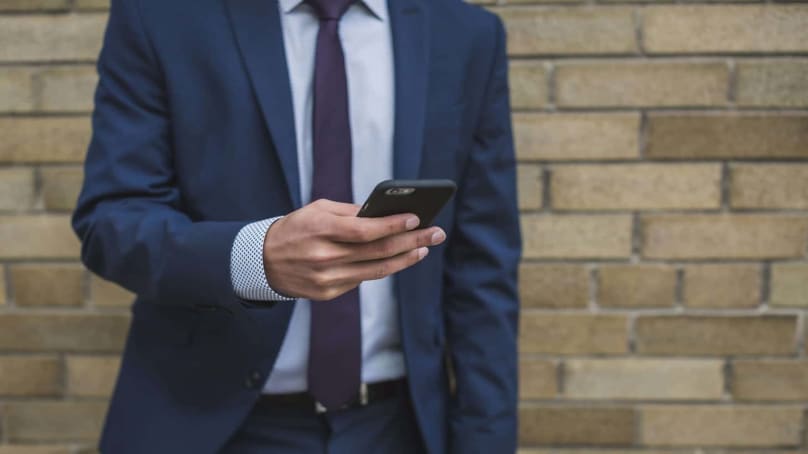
418, 247, 429, 259
431, 230, 446, 244
406, 217, 420, 230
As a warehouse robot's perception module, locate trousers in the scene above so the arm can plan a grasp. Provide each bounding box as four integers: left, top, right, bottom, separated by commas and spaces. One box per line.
220, 391, 427, 453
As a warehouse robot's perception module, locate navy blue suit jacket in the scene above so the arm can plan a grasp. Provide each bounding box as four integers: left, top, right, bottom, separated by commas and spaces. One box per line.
72, 0, 521, 452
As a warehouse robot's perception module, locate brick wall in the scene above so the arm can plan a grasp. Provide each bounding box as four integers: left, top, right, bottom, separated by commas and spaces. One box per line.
0, 0, 807, 452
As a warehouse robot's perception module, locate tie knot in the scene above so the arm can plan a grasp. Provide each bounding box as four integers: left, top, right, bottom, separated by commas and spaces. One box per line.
307, 0, 354, 20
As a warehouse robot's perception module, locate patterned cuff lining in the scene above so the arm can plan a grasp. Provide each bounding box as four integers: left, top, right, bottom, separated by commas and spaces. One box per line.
230, 216, 296, 302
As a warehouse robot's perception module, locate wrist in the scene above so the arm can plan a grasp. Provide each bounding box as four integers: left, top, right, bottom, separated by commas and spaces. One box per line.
261, 216, 295, 300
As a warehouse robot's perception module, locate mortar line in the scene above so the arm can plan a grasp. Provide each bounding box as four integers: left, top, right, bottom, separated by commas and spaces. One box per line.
727, 58, 738, 106
674, 266, 685, 311
541, 166, 553, 213
589, 265, 600, 313
722, 358, 734, 401
638, 110, 648, 160
721, 162, 731, 212
761, 261, 772, 307
545, 61, 557, 109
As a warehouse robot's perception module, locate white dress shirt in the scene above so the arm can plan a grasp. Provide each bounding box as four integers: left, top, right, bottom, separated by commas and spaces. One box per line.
230, 0, 403, 394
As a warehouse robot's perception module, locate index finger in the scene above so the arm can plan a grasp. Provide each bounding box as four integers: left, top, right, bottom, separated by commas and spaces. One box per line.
312, 199, 362, 216
326, 212, 420, 243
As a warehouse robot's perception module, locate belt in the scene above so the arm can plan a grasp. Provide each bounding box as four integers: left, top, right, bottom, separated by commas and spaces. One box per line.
257, 378, 406, 414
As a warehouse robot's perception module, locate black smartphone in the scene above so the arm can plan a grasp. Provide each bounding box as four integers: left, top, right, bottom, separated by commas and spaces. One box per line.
357, 179, 457, 228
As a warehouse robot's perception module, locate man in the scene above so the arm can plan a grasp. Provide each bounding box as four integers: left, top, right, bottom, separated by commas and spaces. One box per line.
72, 0, 520, 452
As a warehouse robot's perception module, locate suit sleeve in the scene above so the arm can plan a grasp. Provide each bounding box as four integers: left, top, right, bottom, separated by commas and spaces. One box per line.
72, 0, 248, 309
443, 15, 521, 454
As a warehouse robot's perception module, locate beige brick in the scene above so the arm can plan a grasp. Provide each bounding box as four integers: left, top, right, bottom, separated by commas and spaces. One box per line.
75, 448, 100, 454
0, 117, 91, 163
520, 405, 634, 445
0, 215, 80, 259
519, 264, 588, 309
10, 263, 84, 307
521, 313, 628, 355
0, 314, 128, 352
522, 215, 632, 259
564, 359, 724, 401
552, 164, 721, 211
598, 265, 676, 308
517, 164, 542, 211
683, 264, 761, 308
642, 215, 808, 260
67, 355, 120, 397
0, 0, 69, 11
517, 451, 717, 454
556, 61, 728, 107
505, 0, 581, 3
640, 405, 803, 447
497, 7, 637, 56
41, 166, 83, 211
736, 60, 808, 107
0, 67, 34, 111
522, 452, 804, 454
510, 61, 547, 110
4, 401, 107, 442
90, 275, 134, 308
646, 113, 808, 160
0, 356, 61, 397
644, 6, 808, 54
0, 167, 36, 211
76, 0, 109, 9
0, 14, 106, 62
635, 315, 797, 356
38, 66, 97, 112
733, 360, 808, 401
770, 263, 808, 308
0, 447, 73, 454
514, 113, 639, 161
731, 164, 808, 210
519, 358, 556, 399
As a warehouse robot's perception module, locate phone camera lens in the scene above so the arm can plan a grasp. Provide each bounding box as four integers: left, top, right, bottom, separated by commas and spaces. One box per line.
385, 187, 415, 196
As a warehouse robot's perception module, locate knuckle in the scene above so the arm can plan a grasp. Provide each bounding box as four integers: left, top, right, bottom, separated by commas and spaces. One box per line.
310, 271, 331, 289
307, 246, 333, 265
354, 223, 372, 241
374, 262, 390, 280
378, 239, 397, 258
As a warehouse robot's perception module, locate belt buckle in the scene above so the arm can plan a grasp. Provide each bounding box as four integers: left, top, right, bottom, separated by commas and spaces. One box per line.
314, 383, 369, 414
359, 382, 369, 406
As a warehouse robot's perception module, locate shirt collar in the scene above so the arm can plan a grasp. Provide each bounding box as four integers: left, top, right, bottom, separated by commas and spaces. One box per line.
279, 0, 387, 21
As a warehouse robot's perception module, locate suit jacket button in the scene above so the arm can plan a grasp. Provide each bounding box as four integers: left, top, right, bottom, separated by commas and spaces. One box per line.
245, 370, 263, 389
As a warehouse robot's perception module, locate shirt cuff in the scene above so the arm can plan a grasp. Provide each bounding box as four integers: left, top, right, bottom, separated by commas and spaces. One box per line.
230, 217, 296, 302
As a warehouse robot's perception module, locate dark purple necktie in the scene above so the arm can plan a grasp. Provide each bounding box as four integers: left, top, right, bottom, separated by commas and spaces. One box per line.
307, 0, 361, 410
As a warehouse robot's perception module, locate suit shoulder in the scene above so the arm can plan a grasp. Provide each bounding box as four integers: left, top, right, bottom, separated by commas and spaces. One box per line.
426, 0, 502, 56
429, 0, 501, 31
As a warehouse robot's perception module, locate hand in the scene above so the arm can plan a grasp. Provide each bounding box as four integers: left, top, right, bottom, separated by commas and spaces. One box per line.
263, 199, 446, 301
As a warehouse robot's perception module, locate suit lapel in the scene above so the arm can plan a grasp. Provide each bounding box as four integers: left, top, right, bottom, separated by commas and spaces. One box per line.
389, 0, 429, 181
389, 0, 430, 357
225, 0, 302, 209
